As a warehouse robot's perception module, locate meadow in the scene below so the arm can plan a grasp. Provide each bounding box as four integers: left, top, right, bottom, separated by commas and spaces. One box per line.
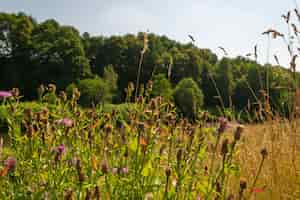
1, 4, 300, 200
0, 86, 299, 200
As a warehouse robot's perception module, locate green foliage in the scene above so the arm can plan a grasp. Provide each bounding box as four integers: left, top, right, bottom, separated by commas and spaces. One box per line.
76, 78, 112, 107
1, 12, 299, 117
151, 74, 173, 101
0, 89, 260, 200
173, 78, 204, 119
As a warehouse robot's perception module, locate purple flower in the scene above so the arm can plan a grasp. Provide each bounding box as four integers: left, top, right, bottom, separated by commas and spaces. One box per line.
4, 157, 17, 172
122, 167, 129, 174
57, 144, 66, 154
217, 117, 231, 134
56, 118, 73, 127
54, 144, 66, 162
0, 91, 12, 99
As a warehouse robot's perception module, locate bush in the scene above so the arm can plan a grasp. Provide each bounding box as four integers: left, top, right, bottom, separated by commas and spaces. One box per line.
151, 74, 173, 101
67, 78, 113, 107
173, 78, 204, 119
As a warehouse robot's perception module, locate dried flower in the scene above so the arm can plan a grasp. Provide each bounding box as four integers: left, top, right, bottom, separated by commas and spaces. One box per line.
260, 148, 268, 158
11, 88, 20, 97
234, 125, 244, 141
104, 124, 113, 134
101, 161, 109, 174
218, 117, 230, 134
240, 179, 247, 191
4, 157, 17, 173
165, 166, 171, 177
93, 186, 100, 200
221, 138, 229, 155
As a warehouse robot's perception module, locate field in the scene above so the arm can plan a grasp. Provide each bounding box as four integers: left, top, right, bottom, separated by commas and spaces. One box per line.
0, 90, 299, 200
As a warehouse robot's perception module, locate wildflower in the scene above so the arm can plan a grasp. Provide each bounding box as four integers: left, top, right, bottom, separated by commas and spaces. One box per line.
112, 167, 118, 175
240, 179, 247, 191
78, 171, 85, 183
218, 117, 230, 134
122, 167, 129, 175
101, 161, 109, 174
221, 138, 229, 155
260, 148, 268, 158
177, 149, 183, 162
11, 88, 20, 97
4, 157, 17, 173
0, 91, 12, 99
57, 144, 66, 154
104, 124, 113, 134
165, 166, 171, 177
234, 125, 244, 141
54, 144, 66, 162
93, 186, 101, 200
56, 118, 73, 127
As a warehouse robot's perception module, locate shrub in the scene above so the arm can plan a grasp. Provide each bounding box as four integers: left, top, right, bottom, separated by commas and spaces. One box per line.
66, 78, 113, 107
173, 78, 204, 119
151, 74, 173, 101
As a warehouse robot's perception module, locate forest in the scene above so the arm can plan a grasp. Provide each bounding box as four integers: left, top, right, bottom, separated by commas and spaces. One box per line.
1, 12, 298, 120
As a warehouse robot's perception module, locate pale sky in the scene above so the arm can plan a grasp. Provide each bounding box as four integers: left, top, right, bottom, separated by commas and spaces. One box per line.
0, 0, 299, 68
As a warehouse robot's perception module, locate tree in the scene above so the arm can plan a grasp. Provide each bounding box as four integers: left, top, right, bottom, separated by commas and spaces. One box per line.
173, 78, 204, 119
103, 65, 119, 102
151, 74, 173, 101
75, 78, 112, 107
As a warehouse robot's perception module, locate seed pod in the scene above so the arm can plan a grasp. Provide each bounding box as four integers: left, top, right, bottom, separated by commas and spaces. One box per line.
260, 148, 268, 158
93, 186, 101, 200
165, 166, 171, 177
104, 124, 113, 134
177, 149, 183, 162
78, 172, 85, 183
240, 179, 247, 191
101, 161, 109, 174
234, 125, 244, 141
221, 139, 229, 155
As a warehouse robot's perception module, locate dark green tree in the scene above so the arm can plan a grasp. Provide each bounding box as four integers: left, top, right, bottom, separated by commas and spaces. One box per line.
173, 78, 204, 119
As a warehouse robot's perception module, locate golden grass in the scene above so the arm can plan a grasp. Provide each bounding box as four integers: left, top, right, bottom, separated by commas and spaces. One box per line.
236, 119, 300, 199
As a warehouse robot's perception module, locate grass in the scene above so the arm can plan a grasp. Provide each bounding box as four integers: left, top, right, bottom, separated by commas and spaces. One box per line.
0, 87, 299, 200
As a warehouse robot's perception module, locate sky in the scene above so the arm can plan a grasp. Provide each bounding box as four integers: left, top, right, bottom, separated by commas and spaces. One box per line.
0, 0, 299, 67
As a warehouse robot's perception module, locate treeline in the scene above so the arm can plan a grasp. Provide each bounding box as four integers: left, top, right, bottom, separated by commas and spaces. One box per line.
0, 12, 298, 118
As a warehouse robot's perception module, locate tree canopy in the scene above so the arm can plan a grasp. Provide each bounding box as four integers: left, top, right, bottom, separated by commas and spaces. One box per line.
0, 12, 298, 118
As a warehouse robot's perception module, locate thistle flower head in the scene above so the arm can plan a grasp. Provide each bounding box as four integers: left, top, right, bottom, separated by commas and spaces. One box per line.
4, 157, 17, 172
234, 125, 244, 141
0, 91, 12, 99
122, 167, 129, 175
260, 148, 268, 158
57, 144, 66, 154
218, 117, 230, 134
165, 166, 171, 177
56, 118, 73, 127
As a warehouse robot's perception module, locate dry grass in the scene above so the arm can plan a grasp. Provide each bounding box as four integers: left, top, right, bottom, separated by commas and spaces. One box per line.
236, 119, 300, 199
